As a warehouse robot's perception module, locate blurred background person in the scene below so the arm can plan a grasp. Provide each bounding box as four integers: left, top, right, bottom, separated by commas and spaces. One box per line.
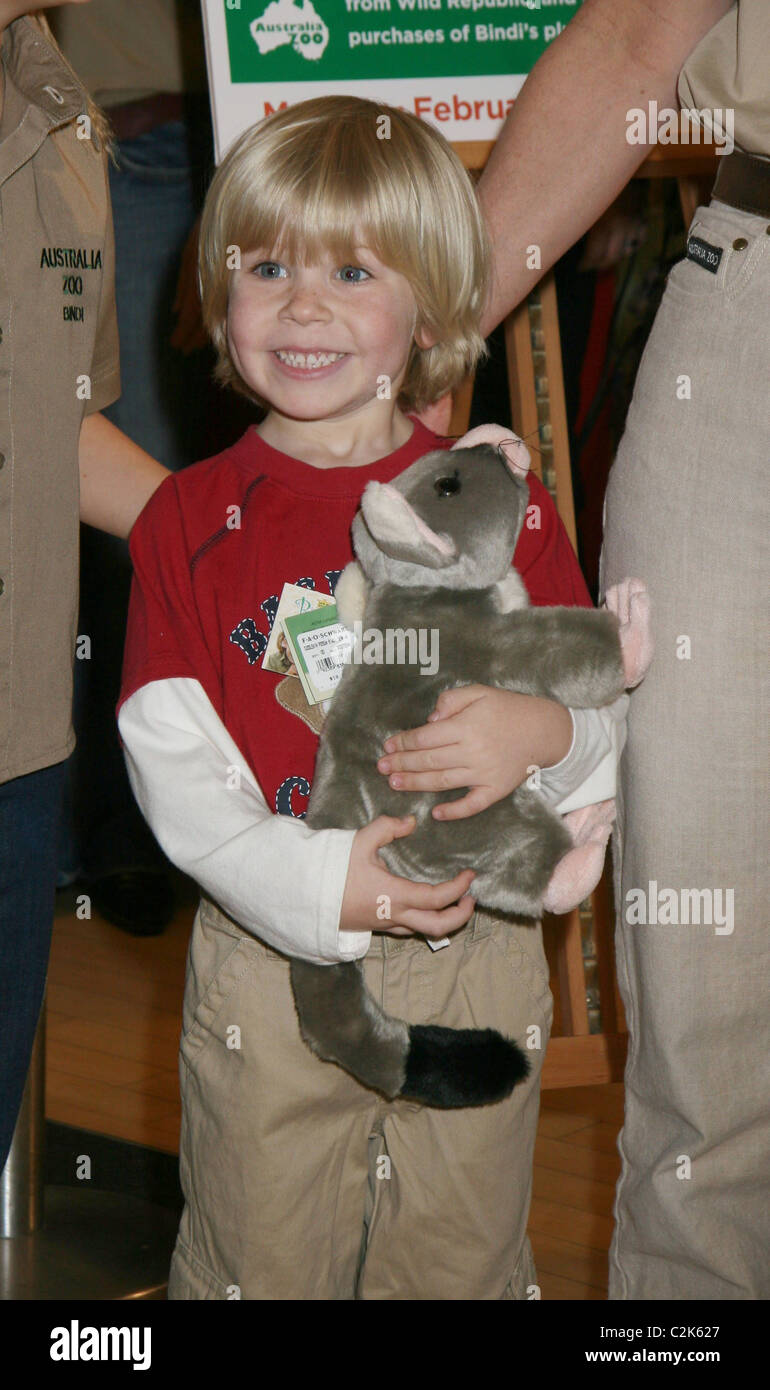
52, 0, 252, 935
0, 1, 168, 1172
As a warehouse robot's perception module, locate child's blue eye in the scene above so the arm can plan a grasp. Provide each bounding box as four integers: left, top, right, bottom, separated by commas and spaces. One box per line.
253, 261, 287, 279
337, 265, 370, 283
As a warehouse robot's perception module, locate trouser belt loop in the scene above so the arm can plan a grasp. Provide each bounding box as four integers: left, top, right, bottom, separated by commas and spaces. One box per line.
712, 150, 770, 218
468, 905, 496, 943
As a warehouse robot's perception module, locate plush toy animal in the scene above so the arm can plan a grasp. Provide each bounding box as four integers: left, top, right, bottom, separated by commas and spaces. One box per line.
290, 435, 651, 1110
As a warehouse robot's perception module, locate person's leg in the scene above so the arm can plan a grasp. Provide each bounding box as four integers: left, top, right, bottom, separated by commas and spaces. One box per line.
357, 909, 552, 1300
168, 895, 379, 1300
601, 199, 770, 1298
0, 760, 67, 1169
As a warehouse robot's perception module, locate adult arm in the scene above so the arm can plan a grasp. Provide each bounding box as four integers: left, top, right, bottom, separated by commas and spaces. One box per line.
478, 0, 735, 332
79, 411, 171, 539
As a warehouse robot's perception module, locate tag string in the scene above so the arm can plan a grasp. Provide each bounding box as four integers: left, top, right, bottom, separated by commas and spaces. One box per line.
495, 426, 545, 460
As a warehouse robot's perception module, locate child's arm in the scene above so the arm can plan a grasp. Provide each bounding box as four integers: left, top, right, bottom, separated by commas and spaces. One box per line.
118, 676, 474, 961
378, 446, 633, 815
538, 695, 629, 813
118, 470, 476, 959
378, 686, 628, 819
118, 676, 360, 963
117, 474, 360, 964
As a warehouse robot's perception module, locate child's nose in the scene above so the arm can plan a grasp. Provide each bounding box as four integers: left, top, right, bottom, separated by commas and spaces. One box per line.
281, 284, 331, 323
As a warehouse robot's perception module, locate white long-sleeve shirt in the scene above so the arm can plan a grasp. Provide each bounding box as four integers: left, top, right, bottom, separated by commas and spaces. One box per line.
118, 676, 628, 966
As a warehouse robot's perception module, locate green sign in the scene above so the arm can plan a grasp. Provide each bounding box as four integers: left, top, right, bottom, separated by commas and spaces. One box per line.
202, 0, 584, 156
223, 0, 581, 84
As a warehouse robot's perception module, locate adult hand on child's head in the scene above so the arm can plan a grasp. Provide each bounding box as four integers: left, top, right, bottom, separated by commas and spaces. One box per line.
377, 684, 573, 820
340, 814, 475, 939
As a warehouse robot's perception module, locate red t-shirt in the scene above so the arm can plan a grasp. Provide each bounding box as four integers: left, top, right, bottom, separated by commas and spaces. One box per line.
118, 420, 590, 821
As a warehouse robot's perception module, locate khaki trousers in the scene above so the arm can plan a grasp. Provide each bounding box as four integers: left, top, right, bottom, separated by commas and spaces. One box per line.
601, 198, 770, 1299
167, 892, 552, 1300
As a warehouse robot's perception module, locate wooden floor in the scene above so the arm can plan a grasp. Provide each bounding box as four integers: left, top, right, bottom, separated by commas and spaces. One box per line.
48, 878, 623, 1299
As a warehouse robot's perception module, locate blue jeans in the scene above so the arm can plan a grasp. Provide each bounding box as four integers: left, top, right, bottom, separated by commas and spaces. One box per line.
0, 760, 67, 1171
102, 116, 214, 469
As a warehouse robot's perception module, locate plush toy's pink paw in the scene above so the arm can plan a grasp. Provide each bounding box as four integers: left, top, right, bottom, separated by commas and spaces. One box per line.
542, 800, 616, 915
543, 843, 606, 914
604, 578, 653, 688
563, 799, 616, 846
451, 423, 531, 478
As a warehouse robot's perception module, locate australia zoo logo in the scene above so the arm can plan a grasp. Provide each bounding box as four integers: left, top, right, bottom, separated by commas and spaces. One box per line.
251, 0, 329, 62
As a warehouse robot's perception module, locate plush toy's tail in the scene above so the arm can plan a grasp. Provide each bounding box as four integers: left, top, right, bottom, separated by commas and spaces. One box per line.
290, 959, 529, 1109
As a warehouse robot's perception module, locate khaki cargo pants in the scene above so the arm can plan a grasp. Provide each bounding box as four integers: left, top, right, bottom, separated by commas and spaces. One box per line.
601, 198, 770, 1299
167, 891, 553, 1300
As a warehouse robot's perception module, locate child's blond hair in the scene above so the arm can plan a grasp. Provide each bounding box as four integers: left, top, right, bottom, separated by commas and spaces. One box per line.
198, 96, 490, 411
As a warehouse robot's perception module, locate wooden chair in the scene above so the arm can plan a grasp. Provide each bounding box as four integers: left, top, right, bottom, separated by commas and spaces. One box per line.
449, 141, 718, 1088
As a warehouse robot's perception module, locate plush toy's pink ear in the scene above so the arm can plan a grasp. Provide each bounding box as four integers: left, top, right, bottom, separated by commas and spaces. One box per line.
451, 422, 531, 479
361, 481, 456, 566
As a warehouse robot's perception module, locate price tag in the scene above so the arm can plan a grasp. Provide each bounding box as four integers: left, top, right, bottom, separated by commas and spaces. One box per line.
282, 605, 354, 705
293, 622, 355, 697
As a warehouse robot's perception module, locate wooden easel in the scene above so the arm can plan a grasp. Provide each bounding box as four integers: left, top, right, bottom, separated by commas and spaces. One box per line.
450, 140, 718, 1088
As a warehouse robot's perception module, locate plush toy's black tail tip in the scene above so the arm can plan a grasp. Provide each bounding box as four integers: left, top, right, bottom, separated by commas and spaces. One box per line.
400, 1025, 530, 1109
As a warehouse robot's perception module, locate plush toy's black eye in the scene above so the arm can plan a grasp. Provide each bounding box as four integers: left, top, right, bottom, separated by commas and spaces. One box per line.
434, 470, 461, 497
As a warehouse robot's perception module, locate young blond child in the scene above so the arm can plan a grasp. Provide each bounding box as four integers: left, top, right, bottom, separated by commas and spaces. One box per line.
117, 97, 625, 1299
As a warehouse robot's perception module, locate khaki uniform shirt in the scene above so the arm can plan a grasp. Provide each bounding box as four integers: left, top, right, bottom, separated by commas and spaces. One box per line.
0, 16, 120, 785
51, 0, 208, 109
679, 0, 770, 157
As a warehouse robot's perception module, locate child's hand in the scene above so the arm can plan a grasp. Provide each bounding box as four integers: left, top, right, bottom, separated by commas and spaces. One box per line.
340, 814, 476, 939
377, 685, 573, 821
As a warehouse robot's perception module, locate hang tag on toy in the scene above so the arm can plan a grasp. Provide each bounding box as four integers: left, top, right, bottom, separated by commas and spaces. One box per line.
282, 605, 355, 706
427, 936, 450, 952
262, 582, 335, 676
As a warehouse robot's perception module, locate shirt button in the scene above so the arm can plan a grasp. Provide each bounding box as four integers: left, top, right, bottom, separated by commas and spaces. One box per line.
732, 237, 748, 251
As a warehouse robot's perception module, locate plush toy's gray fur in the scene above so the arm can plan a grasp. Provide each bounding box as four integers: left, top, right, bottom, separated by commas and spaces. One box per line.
290, 444, 626, 1109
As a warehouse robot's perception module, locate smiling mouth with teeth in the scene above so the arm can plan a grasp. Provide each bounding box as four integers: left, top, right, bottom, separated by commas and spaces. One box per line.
274, 350, 346, 370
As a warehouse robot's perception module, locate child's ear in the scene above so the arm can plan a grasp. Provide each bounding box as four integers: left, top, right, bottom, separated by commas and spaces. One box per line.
414, 323, 438, 350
